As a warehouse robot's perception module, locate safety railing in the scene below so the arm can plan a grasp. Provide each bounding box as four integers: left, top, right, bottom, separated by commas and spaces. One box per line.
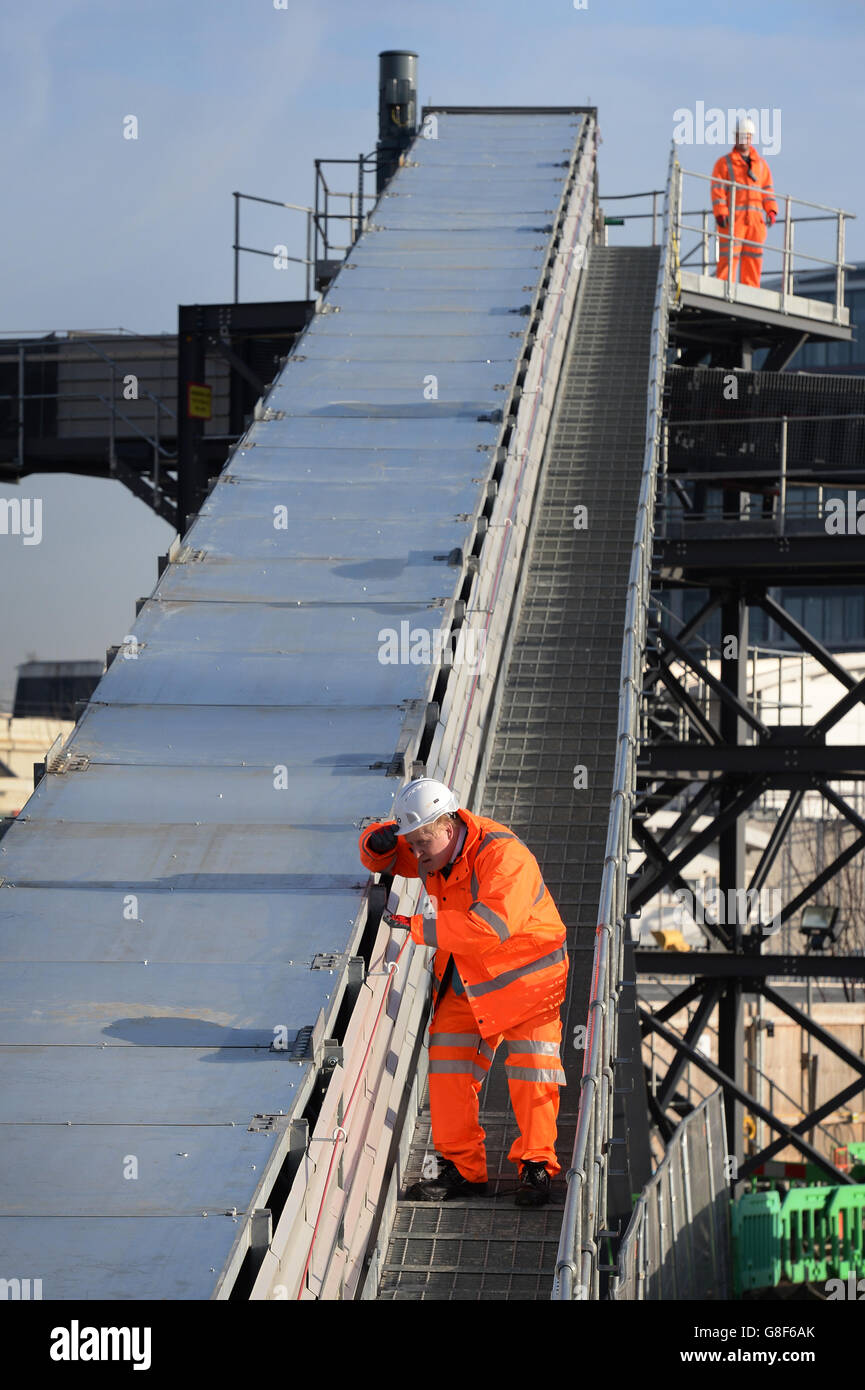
644, 638, 810, 745
602, 155, 855, 325
0, 334, 177, 490
243, 915, 432, 1301
598, 188, 665, 246
551, 142, 675, 1302
670, 158, 855, 322
232, 153, 380, 302
611, 1088, 731, 1300
658, 411, 865, 538
232, 191, 316, 301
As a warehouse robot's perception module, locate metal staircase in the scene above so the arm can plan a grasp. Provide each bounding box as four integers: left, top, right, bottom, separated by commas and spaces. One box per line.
378, 246, 661, 1300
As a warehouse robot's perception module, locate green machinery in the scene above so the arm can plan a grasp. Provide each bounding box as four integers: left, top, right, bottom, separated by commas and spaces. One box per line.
732, 1179, 865, 1294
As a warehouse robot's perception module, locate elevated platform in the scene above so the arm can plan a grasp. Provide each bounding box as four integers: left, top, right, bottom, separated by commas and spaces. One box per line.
673, 270, 853, 371
677, 269, 850, 337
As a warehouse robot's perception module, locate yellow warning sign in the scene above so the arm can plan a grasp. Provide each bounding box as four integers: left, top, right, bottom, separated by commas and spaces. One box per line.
187, 383, 212, 420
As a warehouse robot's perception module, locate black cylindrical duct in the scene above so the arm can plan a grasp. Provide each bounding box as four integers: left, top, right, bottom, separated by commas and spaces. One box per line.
376, 50, 418, 193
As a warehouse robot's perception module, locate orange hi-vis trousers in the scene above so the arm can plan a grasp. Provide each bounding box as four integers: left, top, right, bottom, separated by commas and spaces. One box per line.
427, 984, 566, 1183
716, 217, 766, 287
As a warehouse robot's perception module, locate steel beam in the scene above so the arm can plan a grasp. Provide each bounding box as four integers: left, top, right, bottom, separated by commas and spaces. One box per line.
658, 533, 865, 581
812, 673, 865, 737
634, 952, 865, 979
656, 981, 723, 1113
629, 777, 765, 912
754, 591, 865, 691
718, 592, 748, 1177
760, 982, 865, 1080
738, 1074, 865, 1180
748, 788, 804, 894
817, 783, 865, 838
638, 1007, 857, 1185
645, 978, 709, 1025
656, 623, 769, 736
643, 593, 725, 692
776, 831, 865, 926
632, 820, 732, 949
655, 662, 721, 744
639, 744, 865, 775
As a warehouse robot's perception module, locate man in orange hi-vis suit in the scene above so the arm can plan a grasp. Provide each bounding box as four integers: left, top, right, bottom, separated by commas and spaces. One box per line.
712, 116, 778, 287
358, 777, 569, 1207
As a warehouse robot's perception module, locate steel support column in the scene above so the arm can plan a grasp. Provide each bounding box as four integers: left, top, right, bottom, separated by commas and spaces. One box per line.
717, 590, 748, 1184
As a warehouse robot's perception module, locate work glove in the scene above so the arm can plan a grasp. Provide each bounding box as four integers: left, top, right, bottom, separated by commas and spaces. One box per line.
366, 822, 398, 855
767, 210, 776, 226
716, 216, 728, 231
382, 910, 415, 931
383, 910, 435, 945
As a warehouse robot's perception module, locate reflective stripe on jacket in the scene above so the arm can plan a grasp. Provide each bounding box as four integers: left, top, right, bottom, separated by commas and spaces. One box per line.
711, 148, 777, 231
359, 808, 568, 1037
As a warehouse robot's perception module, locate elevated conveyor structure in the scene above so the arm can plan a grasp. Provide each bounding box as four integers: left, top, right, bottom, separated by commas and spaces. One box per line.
0, 110, 599, 1300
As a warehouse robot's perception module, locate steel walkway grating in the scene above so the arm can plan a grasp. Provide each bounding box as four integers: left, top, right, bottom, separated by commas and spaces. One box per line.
378, 1113, 575, 1300
379, 247, 660, 1300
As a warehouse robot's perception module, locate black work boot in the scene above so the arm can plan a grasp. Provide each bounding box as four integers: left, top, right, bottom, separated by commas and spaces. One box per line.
405, 1158, 489, 1201
515, 1160, 551, 1207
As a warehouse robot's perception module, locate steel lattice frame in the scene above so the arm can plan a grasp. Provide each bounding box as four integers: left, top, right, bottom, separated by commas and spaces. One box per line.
633, 320, 865, 1189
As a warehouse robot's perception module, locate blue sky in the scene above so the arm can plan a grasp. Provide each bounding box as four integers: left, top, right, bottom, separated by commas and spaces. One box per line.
1, 0, 863, 706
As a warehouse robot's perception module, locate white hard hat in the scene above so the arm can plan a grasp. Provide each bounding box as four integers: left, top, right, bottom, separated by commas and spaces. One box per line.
391, 778, 458, 836
735, 116, 756, 141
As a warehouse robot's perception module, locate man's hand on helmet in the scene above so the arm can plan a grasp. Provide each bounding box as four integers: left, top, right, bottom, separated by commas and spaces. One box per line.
366, 823, 398, 855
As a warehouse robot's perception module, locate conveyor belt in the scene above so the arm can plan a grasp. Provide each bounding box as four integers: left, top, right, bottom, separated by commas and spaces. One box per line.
0, 109, 595, 1301
378, 245, 661, 1300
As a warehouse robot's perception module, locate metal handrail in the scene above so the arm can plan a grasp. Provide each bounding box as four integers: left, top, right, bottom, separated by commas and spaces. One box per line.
603, 161, 855, 325
661, 402, 865, 538
669, 411, 865, 427
599, 189, 664, 244
0, 327, 141, 337
232, 190, 315, 302
1, 334, 178, 481
552, 144, 675, 1302
675, 164, 855, 320
78, 337, 177, 420
232, 154, 380, 303
610, 1088, 730, 1300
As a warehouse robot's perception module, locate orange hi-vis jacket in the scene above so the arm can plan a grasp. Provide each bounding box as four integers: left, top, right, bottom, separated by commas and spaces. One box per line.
359, 808, 568, 1038
711, 147, 777, 250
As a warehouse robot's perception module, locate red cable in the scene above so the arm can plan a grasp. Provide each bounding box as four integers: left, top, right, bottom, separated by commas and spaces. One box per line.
296, 932, 411, 1298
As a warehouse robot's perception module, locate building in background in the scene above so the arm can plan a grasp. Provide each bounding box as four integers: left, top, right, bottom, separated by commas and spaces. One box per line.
0, 659, 101, 823
784, 263, 865, 374
12, 659, 101, 719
